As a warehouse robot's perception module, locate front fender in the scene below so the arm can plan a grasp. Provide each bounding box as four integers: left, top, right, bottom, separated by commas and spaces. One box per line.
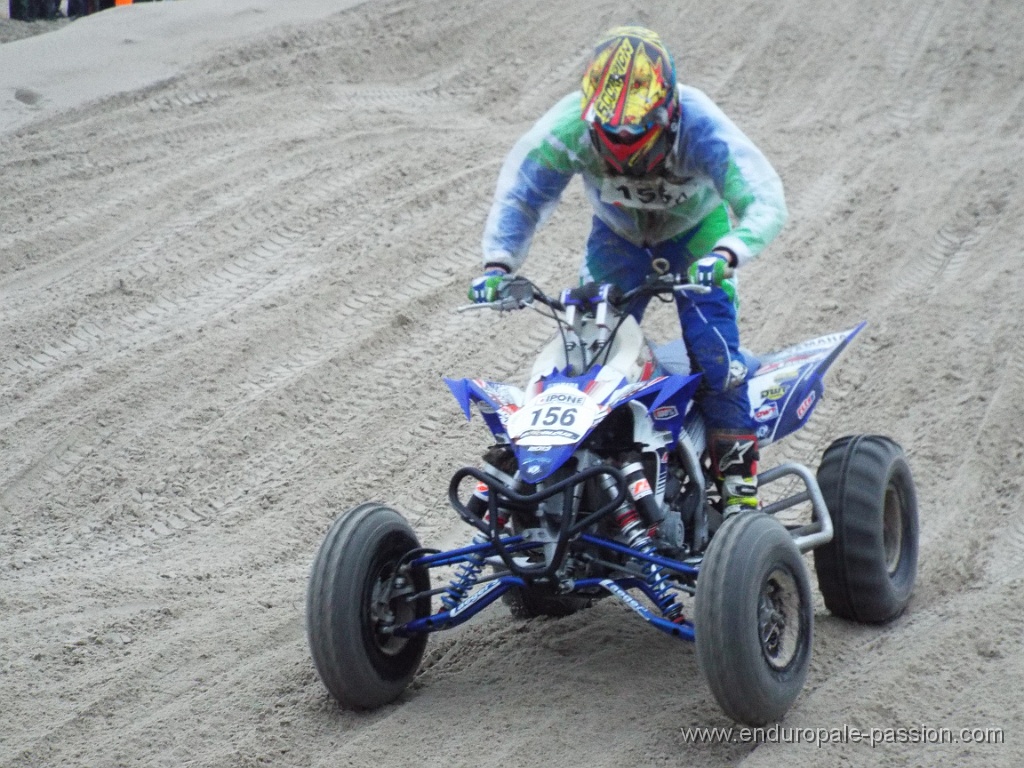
609, 372, 703, 442
444, 377, 524, 441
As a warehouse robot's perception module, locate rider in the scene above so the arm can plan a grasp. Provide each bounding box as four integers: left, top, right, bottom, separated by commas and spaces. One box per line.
469, 26, 788, 518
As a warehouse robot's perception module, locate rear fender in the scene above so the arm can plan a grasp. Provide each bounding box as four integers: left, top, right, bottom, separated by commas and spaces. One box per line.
748, 323, 866, 446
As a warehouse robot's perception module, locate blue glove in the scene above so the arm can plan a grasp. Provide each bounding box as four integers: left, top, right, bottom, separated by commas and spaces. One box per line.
469, 269, 510, 303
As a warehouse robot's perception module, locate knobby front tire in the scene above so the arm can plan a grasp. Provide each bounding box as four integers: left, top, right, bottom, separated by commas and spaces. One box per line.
695, 512, 814, 726
306, 503, 431, 709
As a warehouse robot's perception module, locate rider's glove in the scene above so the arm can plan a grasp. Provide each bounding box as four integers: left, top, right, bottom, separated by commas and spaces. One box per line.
469, 268, 510, 303
687, 253, 732, 289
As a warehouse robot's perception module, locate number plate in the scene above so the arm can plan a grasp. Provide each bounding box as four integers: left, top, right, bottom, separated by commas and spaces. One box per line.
507, 384, 602, 445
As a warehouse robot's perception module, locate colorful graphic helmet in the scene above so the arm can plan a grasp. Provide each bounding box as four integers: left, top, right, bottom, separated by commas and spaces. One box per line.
581, 27, 678, 176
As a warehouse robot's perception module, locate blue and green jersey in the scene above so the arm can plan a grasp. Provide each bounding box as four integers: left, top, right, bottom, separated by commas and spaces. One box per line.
482, 85, 788, 270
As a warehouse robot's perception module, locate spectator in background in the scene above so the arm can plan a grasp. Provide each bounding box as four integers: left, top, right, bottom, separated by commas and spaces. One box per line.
11, 0, 156, 22
66, 0, 122, 16
9, 0, 60, 20
68, 0, 95, 16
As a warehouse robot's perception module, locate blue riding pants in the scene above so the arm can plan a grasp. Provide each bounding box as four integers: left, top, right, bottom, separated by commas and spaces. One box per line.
582, 213, 754, 433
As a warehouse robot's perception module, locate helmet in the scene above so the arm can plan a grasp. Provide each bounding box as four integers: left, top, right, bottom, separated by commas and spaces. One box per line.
581, 26, 678, 176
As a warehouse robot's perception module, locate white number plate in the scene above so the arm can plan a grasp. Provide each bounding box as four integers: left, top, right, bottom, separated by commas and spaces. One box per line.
507, 384, 601, 446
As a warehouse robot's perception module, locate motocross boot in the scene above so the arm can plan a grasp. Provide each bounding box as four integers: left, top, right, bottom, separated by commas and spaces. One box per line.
721, 475, 759, 518
709, 432, 760, 518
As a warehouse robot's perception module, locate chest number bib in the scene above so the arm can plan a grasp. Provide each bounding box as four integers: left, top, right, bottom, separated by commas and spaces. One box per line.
600, 175, 700, 210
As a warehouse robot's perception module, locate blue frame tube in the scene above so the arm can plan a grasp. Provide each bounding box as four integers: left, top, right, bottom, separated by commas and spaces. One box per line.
578, 533, 700, 577
396, 576, 525, 635
408, 535, 530, 568
396, 574, 695, 642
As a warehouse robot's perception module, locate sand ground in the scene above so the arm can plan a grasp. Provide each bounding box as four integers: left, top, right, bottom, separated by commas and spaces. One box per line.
2, 1, 1023, 766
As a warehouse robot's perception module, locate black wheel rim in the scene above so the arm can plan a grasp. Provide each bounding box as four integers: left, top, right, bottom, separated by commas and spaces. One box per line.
882, 481, 904, 576
365, 544, 417, 658
758, 566, 803, 671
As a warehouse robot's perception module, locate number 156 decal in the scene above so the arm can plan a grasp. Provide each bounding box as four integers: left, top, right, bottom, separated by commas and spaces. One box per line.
508, 385, 603, 445
528, 405, 578, 427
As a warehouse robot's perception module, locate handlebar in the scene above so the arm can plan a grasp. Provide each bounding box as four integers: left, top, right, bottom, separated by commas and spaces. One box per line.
457, 273, 711, 315
619, 273, 712, 303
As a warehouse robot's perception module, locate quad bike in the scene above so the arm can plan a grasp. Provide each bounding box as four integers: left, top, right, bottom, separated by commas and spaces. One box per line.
306, 271, 919, 725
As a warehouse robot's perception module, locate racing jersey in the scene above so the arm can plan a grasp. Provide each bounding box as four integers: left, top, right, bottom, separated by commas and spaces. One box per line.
482, 85, 787, 270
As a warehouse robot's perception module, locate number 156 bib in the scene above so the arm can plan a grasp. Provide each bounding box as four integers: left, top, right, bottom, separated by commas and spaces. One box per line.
599, 175, 702, 210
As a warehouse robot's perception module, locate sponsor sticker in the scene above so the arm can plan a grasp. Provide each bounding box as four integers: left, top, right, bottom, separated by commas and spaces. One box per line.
652, 405, 679, 420
517, 428, 579, 441
757, 360, 786, 375
449, 580, 502, 617
535, 390, 587, 406
630, 478, 653, 500
796, 391, 816, 419
600, 579, 656, 621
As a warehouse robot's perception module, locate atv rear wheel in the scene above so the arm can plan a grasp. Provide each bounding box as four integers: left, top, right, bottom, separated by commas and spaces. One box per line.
814, 435, 918, 623
695, 512, 813, 726
306, 503, 431, 709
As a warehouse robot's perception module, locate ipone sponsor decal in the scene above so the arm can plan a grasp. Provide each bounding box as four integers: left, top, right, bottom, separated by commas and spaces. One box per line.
536, 389, 587, 407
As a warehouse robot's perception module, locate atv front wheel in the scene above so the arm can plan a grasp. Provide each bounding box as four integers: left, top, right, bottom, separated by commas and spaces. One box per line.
306, 503, 431, 709
815, 435, 919, 623
695, 513, 814, 726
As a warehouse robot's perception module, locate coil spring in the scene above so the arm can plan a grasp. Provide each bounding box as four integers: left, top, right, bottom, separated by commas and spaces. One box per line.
642, 554, 684, 621
441, 533, 487, 611
616, 510, 685, 622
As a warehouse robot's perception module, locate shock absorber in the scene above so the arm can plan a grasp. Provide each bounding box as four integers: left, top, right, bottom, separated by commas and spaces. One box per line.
442, 506, 511, 611
445, 447, 516, 611
601, 468, 686, 623
441, 532, 487, 611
